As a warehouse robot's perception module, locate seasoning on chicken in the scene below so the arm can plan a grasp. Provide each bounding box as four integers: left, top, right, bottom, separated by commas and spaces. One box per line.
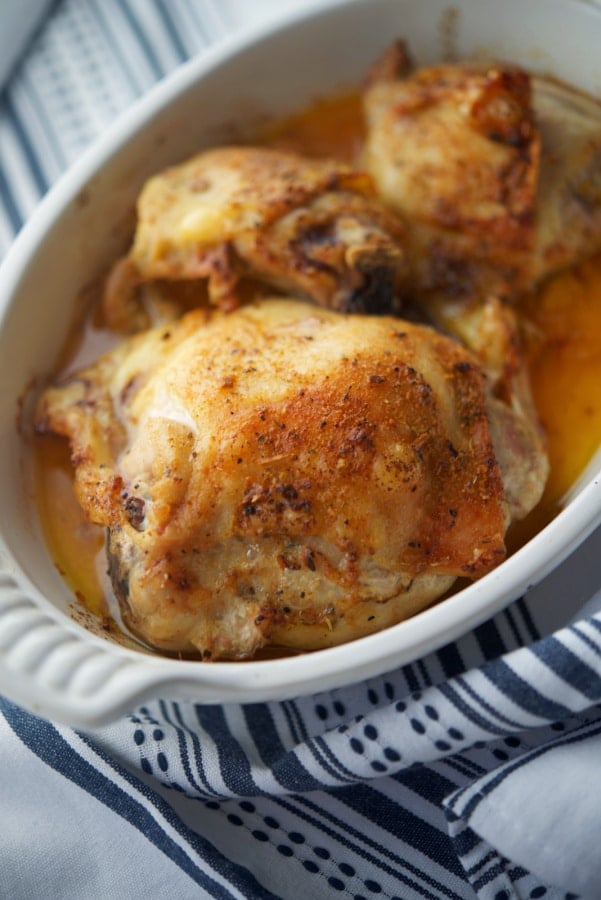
103, 146, 409, 331
363, 43, 601, 301
363, 47, 539, 300
34, 298, 546, 659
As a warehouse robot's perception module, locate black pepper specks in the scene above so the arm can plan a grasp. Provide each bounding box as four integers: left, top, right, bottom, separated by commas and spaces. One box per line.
124, 496, 145, 530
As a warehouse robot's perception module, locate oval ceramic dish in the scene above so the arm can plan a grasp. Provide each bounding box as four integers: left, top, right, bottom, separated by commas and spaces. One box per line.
1, 0, 601, 728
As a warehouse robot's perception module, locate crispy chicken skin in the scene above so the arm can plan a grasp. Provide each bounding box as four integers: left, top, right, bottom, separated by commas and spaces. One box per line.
439, 295, 548, 521
363, 43, 601, 300
363, 48, 540, 300
104, 147, 409, 331
35, 298, 527, 659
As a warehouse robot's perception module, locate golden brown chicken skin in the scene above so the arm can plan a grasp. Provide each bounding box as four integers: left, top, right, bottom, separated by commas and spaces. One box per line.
363, 45, 540, 300
35, 298, 529, 660
363, 43, 601, 300
103, 146, 409, 331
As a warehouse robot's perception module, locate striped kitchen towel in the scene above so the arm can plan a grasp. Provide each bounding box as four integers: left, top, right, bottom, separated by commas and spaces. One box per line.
1, 3, 601, 898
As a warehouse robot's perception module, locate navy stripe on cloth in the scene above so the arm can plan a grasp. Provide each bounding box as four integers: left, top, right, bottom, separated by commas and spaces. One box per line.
87, 0, 147, 95
473, 619, 506, 662
450, 719, 601, 822
515, 596, 541, 641
18, 72, 68, 171
437, 641, 466, 679
195, 705, 258, 797
287, 698, 310, 741
154, 0, 189, 62
472, 859, 510, 892
392, 763, 461, 807
281, 699, 304, 745
336, 783, 466, 881
449, 821, 482, 857
0, 697, 279, 899
242, 703, 324, 794
482, 659, 572, 721
0, 162, 23, 233
531, 635, 601, 700
417, 656, 433, 687
467, 848, 500, 878
402, 661, 422, 693
117, 0, 165, 80
455, 673, 525, 731
438, 681, 507, 736
158, 700, 223, 798
4, 93, 50, 195
503, 605, 526, 650
242, 703, 284, 768
571, 622, 601, 657
444, 754, 485, 780
281, 794, 466, 900
587, 618, 601, 638
309, 734, 362, 784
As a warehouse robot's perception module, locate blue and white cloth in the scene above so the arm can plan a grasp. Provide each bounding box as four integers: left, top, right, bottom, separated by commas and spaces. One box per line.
1, 3, 601, 898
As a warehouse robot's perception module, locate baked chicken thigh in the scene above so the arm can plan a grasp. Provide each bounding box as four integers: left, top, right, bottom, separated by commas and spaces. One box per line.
104, 146, 409, 331
35, 298, 545, 659
363, 43, 601, 301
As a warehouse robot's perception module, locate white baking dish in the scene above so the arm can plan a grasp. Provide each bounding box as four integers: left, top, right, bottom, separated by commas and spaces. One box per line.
1, 0, 600, 727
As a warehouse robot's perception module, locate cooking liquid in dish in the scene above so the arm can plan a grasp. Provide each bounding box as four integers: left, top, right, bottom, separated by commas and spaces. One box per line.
33, 91, 601, 638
